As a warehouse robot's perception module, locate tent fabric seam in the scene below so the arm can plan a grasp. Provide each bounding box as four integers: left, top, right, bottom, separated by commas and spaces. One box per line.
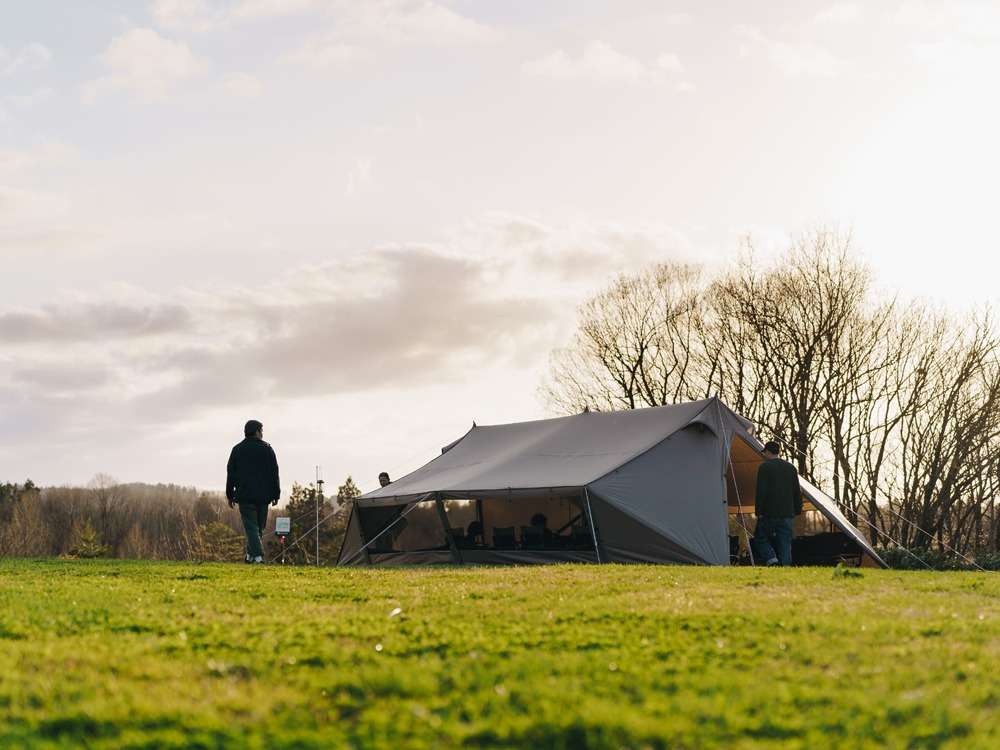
582, 397, 721, 489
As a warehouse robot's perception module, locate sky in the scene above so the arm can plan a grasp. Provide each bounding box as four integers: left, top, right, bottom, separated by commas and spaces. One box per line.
2, 0, 1000, 494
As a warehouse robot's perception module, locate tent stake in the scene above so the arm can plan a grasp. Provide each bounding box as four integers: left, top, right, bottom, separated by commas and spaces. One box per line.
583, 488, 602, 564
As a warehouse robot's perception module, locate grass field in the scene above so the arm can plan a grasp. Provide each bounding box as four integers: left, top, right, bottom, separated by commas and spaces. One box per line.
0, 560, 997, 750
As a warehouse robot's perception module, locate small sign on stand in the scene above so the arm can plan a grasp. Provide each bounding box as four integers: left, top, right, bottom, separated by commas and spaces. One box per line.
275, 516, 291, 564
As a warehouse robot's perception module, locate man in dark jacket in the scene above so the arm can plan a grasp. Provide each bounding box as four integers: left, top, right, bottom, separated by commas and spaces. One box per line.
226, 419, 281, 564
752, 440, 802, 566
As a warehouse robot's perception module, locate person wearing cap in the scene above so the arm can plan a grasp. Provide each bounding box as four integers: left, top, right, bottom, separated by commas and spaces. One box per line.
752, 440, 802, 566
226, 420, 281, 564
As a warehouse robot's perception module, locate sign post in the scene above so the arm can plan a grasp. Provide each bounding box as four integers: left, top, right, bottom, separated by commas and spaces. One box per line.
275, 516, 291, 564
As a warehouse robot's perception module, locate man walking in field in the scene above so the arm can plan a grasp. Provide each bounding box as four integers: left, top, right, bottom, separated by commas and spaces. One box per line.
226, 420, 281, 564
752, 440, 802, 566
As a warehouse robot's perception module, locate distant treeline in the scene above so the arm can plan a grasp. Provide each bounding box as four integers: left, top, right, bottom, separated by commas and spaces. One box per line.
0, 477, 356, 563
545, 229, 1000, 558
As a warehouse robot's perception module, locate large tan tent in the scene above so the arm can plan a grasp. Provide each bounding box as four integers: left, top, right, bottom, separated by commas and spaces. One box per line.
337, 397, 886, 567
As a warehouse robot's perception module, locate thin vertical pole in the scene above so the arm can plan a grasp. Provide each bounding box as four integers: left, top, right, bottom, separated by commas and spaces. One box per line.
315, 466, 323, 566
583, 488, 601, 564
728, 456, 755, 567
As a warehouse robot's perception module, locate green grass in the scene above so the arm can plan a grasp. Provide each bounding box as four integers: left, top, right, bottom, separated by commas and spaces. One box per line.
0, 560, 997, 749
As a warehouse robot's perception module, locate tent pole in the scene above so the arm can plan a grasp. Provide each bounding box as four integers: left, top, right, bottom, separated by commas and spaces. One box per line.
583, 488, 602, 564
435, 493, 463, 564
728, 455, 755, 567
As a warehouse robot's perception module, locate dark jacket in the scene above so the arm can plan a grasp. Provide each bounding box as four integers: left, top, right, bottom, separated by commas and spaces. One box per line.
226, 437, 280, 504
755, 457, 802, 518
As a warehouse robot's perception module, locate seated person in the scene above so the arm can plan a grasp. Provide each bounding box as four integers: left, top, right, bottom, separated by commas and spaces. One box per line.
527, 513, 554, 547
466, 520, 485, 546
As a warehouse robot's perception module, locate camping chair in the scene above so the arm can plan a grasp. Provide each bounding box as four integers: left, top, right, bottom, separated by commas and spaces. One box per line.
521, 525, 545, 549
493, 526, 516, 549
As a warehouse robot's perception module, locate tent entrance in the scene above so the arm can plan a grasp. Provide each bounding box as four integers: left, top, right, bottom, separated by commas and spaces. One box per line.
348, 492, 599, 565
724, 435, 868, 566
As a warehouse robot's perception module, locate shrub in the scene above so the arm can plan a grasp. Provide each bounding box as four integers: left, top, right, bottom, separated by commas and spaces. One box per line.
67, 520, 110, 559
877, 547, 1000, 571
192, 522, 245, 562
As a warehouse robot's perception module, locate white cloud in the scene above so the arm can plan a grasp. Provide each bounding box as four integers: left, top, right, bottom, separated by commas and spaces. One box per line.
523, 41, 686, 85
524, 42, 645, 82
661, 12, 693, 25
0, 42, 52, 76
346, 158, 374, 196
230, 0, 323, 21
221, 72, 262, 98
893, 1, 1000, 75
894, 1, 1000, 40
82, 28, 207, 103
285, 1, 494, 70
0, 214, 689, 417
286, 38, 369, 70
655, 52, 684, 73
909, 36, 1000, 77
0, 142, 79, 179
8, 87, 54, 110
353, 1, 494, 46
147, 0, 494, 71
736, 25, 845, 77
814, 3, 863, 24
0, 185, 70, 225
152, 0, 220, 31
0, 247, 554, 436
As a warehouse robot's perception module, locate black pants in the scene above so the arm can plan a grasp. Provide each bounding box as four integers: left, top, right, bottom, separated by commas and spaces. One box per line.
238, 501, 269, 559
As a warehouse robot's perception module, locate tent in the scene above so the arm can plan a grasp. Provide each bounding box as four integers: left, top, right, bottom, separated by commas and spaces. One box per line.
337, 397, 886, 567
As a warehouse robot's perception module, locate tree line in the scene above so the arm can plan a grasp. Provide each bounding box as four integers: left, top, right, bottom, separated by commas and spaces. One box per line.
544, 230, 1000, 559
0, 475, 359, 563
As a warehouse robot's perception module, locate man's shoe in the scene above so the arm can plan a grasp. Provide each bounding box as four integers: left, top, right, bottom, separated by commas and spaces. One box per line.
765, 557, 779, 566
252, 556, 264, 564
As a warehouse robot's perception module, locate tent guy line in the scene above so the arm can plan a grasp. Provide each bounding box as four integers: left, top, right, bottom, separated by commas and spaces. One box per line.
771, 435, 985, 572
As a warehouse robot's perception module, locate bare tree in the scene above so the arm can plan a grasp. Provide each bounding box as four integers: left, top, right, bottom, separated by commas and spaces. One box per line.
543, 262, 707, 412
894, 314, 1000, 552
544, 229, 1000, 557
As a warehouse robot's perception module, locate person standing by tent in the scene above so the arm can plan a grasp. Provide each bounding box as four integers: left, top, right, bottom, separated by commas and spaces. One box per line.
752, 440, 802, 566
226, 420, 281, 564
378, 471, 391, 488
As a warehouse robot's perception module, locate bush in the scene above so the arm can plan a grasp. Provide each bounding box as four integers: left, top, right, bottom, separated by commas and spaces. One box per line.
877, 547, 1000, 571
67, 520, 110, 559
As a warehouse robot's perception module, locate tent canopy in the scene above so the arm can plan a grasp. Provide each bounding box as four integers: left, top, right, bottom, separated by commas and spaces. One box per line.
362, 398, 753, 504
341, 397, 885, 568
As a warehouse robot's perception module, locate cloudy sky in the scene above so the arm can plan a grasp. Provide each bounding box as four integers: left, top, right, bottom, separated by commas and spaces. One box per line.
2, 1, 999, 492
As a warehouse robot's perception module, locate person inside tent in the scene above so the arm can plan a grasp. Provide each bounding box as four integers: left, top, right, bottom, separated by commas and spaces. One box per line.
466, 520, 484, 546
752, 440, 803, 566
378, 471, 391, 488
529, 512, 554, 547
